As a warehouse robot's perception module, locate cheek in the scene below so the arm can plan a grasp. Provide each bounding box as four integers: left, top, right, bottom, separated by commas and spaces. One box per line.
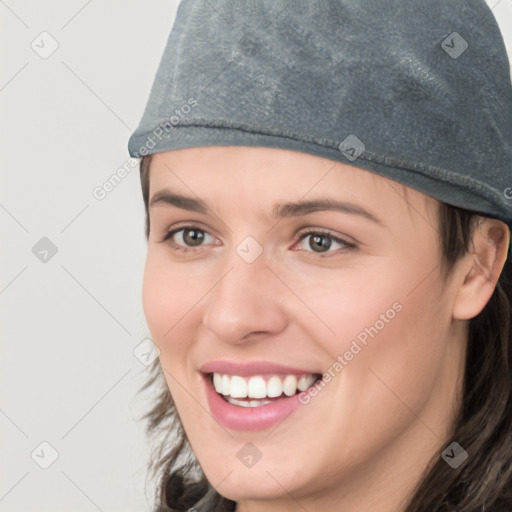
141, 253, 203, 411
311, 248, 447, 359
287, 260, 408, 353
141, 252, 198, 353
333, 269, 450, 436
300, 255, 450, 406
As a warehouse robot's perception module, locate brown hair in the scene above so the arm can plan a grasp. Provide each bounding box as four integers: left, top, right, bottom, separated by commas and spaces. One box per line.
137, 153, 512, 512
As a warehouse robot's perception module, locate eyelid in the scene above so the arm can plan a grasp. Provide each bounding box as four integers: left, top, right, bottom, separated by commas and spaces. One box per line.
159, 224, 357, 259
159, 221, 216, 243
295, 226, 357, 246
159, 225, 219, 253
293, 228, 356, 257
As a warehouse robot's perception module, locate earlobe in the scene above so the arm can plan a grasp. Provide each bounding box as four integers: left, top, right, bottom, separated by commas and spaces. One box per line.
452, 220, 510, 321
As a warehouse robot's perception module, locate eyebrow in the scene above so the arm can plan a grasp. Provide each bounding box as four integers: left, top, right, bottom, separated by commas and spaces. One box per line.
149, 189, 384, 226
150, 189, 209, 214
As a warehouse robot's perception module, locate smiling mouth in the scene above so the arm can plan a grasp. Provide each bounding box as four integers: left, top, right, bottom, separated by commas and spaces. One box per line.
207, 371, 323, 407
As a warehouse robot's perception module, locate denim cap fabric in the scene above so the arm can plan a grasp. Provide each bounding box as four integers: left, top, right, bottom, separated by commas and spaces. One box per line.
128, 0, 512, 229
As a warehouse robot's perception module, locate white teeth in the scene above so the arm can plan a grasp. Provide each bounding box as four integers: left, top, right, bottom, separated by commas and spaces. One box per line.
213, 373, 222, 393
221, 374, 230, 395
211, 372, 318, 399
230, 376, 247, 398
282, 375, 297, 397
297, 375, 313, 392
267, 376, 283, 398
247, 376, 267, 399
226, 397, 272, 407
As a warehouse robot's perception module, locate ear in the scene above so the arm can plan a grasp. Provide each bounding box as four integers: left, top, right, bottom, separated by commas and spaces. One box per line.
452, 218, 510, 321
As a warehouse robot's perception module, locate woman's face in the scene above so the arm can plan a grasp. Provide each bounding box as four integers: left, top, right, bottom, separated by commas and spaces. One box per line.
143, 146, 466, 509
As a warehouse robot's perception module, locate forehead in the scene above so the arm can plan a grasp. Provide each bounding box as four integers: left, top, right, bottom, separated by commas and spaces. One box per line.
148, 146, 438, 226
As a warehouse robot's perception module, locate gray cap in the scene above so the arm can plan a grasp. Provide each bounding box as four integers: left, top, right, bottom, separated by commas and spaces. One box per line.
128, 0, 512, 228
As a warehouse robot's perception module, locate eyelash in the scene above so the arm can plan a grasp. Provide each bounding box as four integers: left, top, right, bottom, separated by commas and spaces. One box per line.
159, 225, 356, 257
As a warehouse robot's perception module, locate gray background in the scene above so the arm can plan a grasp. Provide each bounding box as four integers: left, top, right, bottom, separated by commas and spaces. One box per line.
0, 1, 511, 511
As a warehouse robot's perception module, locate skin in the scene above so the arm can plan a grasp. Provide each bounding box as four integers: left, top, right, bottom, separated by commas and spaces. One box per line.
142, 145, 509, 512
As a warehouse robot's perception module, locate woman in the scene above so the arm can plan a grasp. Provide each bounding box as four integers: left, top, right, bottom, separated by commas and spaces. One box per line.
128, 1, 512, 511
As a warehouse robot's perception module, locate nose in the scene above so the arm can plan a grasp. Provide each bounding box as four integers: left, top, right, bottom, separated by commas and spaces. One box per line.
202, 247, 289, 345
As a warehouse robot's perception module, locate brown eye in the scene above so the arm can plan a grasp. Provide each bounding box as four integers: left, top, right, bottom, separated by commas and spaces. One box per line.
308, 233, 332, 252
181, 228, 205, 246
295, 230, 356, 256
161, 226, 216, 252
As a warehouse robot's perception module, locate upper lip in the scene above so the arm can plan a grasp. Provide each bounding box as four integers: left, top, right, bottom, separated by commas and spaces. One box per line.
200, 360, 322, 377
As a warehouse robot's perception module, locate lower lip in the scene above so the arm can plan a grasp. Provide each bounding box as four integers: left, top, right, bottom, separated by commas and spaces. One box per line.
202, 373, 308, 431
